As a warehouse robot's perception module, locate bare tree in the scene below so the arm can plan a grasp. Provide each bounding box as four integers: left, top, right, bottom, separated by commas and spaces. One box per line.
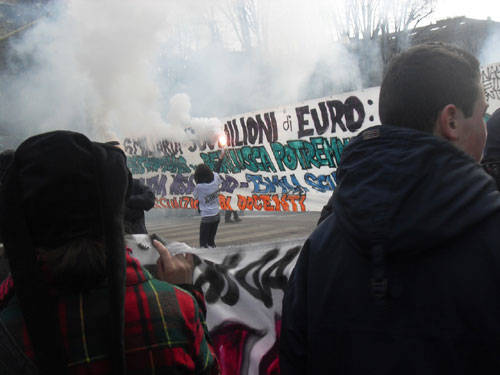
331, 0, 435, 86
382, 0, 435, 34
334, 0, 384, 41
333, 0, 435, 42
217, 0, 262, 51
379, 0, 435, 64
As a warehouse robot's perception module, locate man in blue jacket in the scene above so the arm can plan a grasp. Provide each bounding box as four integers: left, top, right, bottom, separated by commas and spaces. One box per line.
281, 42, 499, 374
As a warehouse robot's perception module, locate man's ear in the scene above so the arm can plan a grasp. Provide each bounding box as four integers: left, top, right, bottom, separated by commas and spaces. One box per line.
435, 104, 459, 141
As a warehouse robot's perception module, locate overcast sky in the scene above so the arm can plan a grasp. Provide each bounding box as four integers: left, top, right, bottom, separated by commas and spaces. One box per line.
433, 0, 500, 22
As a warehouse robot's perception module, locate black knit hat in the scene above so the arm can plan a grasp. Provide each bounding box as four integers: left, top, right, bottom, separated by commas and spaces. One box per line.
0, 131, 131, 374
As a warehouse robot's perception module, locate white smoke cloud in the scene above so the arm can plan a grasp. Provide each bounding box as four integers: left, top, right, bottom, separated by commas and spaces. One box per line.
480, 27, 500, 66
0, 0, 363, 147
167, 93, 222, 142
0, 0, 215, 144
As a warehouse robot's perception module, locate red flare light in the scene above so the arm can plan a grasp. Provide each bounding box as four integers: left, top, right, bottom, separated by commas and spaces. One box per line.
218, 134, 227, 147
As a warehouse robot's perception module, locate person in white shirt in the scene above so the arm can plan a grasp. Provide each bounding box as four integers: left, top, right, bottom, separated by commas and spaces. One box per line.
193, 152, 225, 248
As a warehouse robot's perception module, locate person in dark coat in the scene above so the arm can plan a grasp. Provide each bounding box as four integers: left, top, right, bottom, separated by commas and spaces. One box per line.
481, 108, 500, 188
124, 179, 155, 234
0, 150, 14, 281
0, 131, 219, 374
224, 210, 241, 223
281, 43, 500, 374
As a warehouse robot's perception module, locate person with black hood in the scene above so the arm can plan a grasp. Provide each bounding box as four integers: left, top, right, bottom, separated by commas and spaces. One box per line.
105, 141, 156, 235
281, 42, 500, 374
0, 150, 14, 302
124, 178, 155, 234
482, 108, 500, 188
0, 131, 218, 374
0, 150, 14, 235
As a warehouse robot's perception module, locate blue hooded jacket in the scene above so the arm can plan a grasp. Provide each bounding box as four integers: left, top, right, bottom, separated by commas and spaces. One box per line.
281, 125, 500, 374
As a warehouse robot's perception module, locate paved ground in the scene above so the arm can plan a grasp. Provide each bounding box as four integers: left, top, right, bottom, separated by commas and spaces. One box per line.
146, 212, 321, 248
0, 212, 321, 280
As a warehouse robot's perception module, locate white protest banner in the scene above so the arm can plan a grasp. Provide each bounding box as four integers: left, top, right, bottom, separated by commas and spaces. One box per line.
482, 62, 500, 117
127, 235, 304, 375
124, 87, 380, 212
125, 62, 500, 213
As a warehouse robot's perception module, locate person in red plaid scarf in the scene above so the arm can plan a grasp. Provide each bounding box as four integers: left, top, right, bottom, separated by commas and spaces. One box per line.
0, 131, 219, 375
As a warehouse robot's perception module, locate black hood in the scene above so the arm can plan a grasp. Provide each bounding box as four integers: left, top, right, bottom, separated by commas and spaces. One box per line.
1, 131, 130, 374
333, 125, 500, 256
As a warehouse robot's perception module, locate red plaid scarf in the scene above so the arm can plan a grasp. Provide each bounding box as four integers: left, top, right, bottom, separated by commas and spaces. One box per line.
0, 250, 219, 374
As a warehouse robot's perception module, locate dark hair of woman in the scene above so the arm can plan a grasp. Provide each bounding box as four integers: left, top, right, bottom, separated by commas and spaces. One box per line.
194, 163, 214, 184
37, 237, 107, 293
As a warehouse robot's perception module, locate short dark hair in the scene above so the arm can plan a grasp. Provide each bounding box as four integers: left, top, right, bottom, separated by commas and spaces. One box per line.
194, 164, 214, 184
379, 42, 481, 133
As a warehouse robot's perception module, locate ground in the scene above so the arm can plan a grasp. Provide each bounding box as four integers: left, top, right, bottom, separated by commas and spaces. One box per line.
0, 211, 322, 281
146, 211, 321, 247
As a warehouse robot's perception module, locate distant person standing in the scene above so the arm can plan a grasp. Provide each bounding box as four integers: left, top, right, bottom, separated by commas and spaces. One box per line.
124, 179, 155, 234
0, 150, 14, 283
482, 108, 500, 188
225, 210, 241, 223
193, 152, 225, 248
105, 140, 156, 235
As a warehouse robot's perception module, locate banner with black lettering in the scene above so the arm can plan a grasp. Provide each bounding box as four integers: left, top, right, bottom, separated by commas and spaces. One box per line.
482, 62, 500, 117
128, 235, 304, 375
124, 87, 380, 212
125, 65, 500, 213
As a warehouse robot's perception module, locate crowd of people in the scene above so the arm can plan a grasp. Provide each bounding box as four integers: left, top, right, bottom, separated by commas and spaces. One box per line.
0, 42, 499, 374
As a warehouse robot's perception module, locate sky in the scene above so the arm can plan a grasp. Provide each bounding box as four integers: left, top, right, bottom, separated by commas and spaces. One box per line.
433, 0, 500, 22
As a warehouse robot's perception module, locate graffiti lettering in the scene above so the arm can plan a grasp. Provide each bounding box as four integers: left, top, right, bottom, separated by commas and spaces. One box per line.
223, 112, 278, 147
235, 246, 301, 308
140, 174, 168, 196
123, 138, 183, 157
187, 139, 217, 153
123, 138, 148, 156
123, 89, 380, 212
127, 155, 190, 175
482, 63, 500, 102
155, 139, 183, 157
155, 196, 198, 209
245, 173, 308, 194
194, 254, 242, 305
194, 246, 301, 308
219, 195, 233, 211
260, 247, 301, 305
304, 171, 337, 192
271, 137, 350, 171
220, 175, 239, 193
235, 249, 280, 308
169, 174, 195, 195
165, 174, 239, 197
283, 114, 292, 131
201, 146, 277, 174
296, 96, 365, 138
237, 194, 306, 212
